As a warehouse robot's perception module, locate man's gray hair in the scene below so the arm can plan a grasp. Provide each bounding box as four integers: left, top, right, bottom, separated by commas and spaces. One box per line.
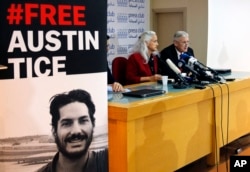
173, 31, 189, 41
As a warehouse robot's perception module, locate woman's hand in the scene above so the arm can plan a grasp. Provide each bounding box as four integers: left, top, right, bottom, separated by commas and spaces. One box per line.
112, 82, 124, 92
149, 74, 162, 82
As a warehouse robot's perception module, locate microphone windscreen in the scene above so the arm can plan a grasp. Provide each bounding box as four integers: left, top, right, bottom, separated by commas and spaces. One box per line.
180, 53, 190, 60
177, 59, 185, 68
166, 59, 181, 74
188, 57, 198, 65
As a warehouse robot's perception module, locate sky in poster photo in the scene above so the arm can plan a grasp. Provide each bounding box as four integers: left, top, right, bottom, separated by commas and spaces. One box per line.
0, 73, 107, 139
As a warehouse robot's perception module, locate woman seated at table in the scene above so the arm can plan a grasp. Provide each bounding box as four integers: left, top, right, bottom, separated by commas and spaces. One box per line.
126, 31, 165, 85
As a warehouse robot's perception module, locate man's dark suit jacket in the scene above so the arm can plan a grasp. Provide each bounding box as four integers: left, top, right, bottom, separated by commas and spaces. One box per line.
160, 44, 194, 78
107, 64, 115, 84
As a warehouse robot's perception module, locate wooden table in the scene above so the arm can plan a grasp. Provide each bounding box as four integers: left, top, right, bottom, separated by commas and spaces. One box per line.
108, 72, 250, 172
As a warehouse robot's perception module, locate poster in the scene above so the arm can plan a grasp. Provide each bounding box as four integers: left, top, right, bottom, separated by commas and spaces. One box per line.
0, 0, 107, 171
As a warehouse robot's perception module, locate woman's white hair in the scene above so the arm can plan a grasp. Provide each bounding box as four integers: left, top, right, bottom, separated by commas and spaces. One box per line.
130, 31, 157, 63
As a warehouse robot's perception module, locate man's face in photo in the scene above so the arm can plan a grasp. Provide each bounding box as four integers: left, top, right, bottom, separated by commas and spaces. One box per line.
54, 102, 94, 159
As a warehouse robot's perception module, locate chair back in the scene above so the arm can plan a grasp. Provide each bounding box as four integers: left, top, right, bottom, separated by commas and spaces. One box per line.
112, 57, 127, 85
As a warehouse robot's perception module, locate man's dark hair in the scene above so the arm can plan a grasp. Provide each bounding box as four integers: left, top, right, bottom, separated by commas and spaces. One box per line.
49, 89, 96, 131
107, 35, 110, 40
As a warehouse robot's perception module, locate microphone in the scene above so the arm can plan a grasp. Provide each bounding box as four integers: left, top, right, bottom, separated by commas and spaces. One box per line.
180, 53, 207, 71
179, 53, 190, 63
180, 53, 211, 77
166, 59, 188, 88
177, 59, 200, 76
180, 53, 222, 83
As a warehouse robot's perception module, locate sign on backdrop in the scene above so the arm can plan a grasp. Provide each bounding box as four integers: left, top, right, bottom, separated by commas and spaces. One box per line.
107, 0, 149, 66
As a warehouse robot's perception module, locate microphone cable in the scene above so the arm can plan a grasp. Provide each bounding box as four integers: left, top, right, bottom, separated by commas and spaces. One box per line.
181, 55, 231, 171
189, 58, 231, 171
206, 84, 219, 172
206, 80, 230, 172
221, 82, 230, 172
216, 83, 228, 172
213, 74, 230, 172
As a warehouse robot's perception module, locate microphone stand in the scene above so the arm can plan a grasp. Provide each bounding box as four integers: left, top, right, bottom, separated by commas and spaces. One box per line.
159, 56, 191, 89
196, 62, 226, 84
178, 59, 200, 84
172, 73, 190, 89
173, 78, 189, 89
180, 54, 218, 84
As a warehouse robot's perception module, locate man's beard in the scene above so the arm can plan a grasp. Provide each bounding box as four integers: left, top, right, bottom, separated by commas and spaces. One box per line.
54, 131, 93, 160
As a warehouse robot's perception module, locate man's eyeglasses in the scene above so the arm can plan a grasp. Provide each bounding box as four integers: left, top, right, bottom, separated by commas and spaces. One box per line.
177, 41, 190, 45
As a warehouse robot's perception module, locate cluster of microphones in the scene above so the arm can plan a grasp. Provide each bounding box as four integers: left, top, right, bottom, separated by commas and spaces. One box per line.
166, 53, 226, 88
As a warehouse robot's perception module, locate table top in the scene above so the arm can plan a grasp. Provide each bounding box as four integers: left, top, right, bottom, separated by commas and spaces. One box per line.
108, 71, 250, 104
